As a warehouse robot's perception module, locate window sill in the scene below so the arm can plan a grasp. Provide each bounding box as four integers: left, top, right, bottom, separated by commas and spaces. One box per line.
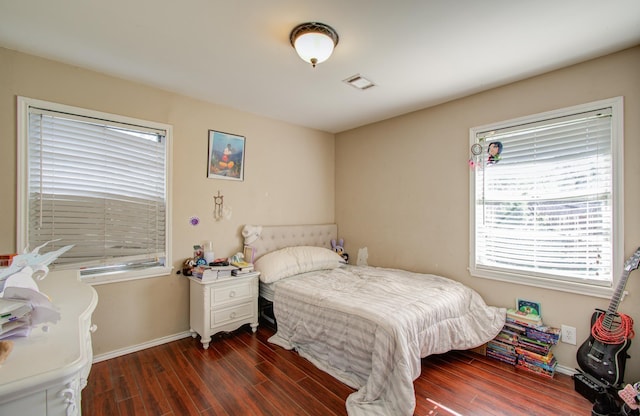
81, 266, 173, 285
469, 267, 615, 299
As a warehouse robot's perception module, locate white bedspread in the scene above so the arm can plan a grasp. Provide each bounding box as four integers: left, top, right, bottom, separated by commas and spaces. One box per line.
269, 266, 505, 416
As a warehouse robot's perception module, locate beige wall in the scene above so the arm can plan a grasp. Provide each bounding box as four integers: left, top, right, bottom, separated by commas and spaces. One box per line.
336, 46, 640, 381
0, 47, 335, 355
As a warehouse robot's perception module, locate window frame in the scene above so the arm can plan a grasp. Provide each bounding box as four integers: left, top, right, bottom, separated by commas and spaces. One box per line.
468, 97, 624, 298
16, 96, 173, 285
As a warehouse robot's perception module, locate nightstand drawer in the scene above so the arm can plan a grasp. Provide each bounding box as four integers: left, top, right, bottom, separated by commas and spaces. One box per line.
210, 279, 253, 306
211, 302, 254, 327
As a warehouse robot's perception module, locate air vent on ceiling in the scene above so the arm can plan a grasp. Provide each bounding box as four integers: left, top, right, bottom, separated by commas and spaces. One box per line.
343, 74, 375, 90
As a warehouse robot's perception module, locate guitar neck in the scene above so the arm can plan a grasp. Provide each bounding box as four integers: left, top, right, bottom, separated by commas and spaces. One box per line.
602, 270, 628, 328
602, 247, 640, 329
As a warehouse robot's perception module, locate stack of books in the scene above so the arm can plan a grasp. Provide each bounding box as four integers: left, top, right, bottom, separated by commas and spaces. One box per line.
486, 321, 523, 365
515, 346, 557, 378
231, 261, 258, 277
525, 324, 561, 344
506, 308, 542, 327
191, 265, 236, 281
487, 339, 517, 365
0, 298, 33, 340
486, 311, 560, 379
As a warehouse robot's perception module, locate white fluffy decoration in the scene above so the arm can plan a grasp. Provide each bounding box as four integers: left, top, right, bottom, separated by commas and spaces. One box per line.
241, 224, 263, 245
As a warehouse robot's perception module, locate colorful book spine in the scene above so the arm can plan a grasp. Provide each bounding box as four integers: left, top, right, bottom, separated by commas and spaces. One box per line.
516, 361, 556, 378
525, 326, 560, 344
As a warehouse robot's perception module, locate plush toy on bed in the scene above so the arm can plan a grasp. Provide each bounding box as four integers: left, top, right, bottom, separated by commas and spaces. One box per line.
331, 239, 349, 263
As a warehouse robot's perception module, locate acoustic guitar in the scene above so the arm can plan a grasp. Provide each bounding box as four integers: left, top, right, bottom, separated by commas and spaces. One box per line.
576, 247, 640, 386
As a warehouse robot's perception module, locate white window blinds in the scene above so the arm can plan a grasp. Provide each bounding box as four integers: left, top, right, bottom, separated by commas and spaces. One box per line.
472, 104, 617, 288
25, 106, 168, 275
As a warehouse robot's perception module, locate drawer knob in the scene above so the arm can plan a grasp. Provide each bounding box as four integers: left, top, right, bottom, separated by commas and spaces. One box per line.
90, 324, 98, 333
229, 290, 236, 298
230, 312, 237, 319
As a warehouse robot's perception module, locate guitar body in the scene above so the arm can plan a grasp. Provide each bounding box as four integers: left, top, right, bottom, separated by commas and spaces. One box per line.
577, 248, 639, 386
576, 309, 632, 386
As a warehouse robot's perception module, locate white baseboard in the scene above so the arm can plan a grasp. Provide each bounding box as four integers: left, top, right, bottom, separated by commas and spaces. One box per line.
555, 364, 577, 376
92, 330, 193, 363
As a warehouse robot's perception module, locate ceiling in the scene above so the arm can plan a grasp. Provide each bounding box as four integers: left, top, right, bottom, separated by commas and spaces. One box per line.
1, 1, 639, 134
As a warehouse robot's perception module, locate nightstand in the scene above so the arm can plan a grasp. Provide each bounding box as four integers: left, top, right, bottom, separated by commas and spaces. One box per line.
188, 273, 259, 349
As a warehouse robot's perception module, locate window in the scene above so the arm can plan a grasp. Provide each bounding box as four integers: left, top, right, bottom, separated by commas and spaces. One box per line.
17, 97, 172, 284
469, 97, 623, 297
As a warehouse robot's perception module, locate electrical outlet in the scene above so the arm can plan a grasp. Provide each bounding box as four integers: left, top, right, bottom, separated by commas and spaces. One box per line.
561, 325, 577, 345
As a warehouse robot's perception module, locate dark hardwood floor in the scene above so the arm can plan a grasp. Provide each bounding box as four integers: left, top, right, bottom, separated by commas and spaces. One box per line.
82, 324, 593, 415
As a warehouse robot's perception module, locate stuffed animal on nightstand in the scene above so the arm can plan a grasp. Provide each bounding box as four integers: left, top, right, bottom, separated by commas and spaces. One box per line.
331, 239, 349, 263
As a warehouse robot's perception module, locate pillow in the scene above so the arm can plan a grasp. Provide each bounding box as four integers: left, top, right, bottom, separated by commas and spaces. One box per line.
254, 246, 344, 283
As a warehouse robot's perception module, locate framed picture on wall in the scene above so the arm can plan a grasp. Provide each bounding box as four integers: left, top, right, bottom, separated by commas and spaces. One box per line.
207, 130, 245, 181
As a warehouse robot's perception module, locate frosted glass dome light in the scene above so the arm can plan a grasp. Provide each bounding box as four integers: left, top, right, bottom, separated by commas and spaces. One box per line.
290, 22, 339, 68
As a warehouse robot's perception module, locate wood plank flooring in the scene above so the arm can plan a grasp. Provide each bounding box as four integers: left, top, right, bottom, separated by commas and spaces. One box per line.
82, 324, 593, 416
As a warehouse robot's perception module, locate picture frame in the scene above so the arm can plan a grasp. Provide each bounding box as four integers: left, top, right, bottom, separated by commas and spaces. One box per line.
243, 245, 255, 264
207, 130, 245, 181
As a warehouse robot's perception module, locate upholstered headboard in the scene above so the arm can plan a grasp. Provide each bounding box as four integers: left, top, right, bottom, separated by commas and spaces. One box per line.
242, 224, 337, 261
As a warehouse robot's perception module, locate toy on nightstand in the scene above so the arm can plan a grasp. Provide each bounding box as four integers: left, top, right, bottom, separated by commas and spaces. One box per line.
331, 239, 349, 263
192, 245, 208, 266
181, 258, 196, 276
180, 245, 206, 276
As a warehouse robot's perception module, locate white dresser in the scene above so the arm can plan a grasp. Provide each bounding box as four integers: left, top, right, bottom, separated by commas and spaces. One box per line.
0, 270, 98, 416
188, 273, 258, 349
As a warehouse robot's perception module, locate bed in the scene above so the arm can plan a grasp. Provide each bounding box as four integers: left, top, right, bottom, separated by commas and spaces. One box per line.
243, 224, 506, 416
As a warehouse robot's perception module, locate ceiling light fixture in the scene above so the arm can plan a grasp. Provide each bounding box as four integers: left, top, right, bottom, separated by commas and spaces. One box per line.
289, 22, 339, 68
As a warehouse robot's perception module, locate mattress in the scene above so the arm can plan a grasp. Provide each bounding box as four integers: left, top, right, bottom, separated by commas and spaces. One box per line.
259, 280, 277, 302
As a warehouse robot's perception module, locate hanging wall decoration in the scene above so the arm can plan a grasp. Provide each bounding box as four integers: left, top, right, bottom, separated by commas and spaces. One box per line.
213, 191, 224, 221
468, 142, 483, 169
469, 138, 503, 169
